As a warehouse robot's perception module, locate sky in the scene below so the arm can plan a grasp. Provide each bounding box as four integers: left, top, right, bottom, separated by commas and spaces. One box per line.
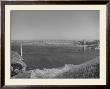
11, 10, 99, 40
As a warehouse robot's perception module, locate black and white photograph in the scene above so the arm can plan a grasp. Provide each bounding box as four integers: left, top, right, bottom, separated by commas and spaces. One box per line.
10, 10, 100, 79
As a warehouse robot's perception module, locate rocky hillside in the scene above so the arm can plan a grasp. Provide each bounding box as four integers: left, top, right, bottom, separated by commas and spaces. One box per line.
11, 51, 27, 77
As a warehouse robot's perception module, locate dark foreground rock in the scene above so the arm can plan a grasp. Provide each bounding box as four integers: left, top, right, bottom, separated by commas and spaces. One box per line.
11, 51, 27, 77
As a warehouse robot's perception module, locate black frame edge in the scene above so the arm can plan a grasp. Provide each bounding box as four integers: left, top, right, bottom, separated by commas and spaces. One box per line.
1, 1, 109, 5
1, 1, 5, 88
107, 0, 110, 87
1, 0, 110, 89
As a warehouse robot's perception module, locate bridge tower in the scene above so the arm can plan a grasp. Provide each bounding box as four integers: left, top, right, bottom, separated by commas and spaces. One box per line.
20, 42, 23, 57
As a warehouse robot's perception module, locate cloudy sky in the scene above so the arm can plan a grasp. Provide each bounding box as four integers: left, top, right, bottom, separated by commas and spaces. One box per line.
11, 10, 99, 40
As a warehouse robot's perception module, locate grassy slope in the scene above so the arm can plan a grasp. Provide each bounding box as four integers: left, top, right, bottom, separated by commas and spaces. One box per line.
55, 57, 99, 78
30, 57, 99, 78
13, 57, 99, 79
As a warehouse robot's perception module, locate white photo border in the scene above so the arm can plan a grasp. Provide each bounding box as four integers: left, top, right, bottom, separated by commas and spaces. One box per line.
5, 5, 106, 85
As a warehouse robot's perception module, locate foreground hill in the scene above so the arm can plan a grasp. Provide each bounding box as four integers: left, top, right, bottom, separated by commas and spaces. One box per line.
11, 51, 27, 77
13, 57, 99, 78
55, 57, 99, 78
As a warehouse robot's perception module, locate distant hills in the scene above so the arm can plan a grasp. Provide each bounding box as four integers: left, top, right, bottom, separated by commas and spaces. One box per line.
11, 40, 99, 47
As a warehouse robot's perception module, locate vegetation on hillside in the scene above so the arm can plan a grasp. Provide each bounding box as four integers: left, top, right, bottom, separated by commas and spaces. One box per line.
11, 51, 27, 77
12, 57, 99, 79
30, 57, 99, 78
55, 57, 99, 78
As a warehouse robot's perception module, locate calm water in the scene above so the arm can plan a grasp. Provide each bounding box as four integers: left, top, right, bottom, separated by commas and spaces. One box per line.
11, 44, 99, 70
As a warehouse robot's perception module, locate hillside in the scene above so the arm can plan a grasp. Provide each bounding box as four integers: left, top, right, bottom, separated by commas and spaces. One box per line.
11, 51, 27, 77
30, 57, 99, 78
55, 57, 99, 78
11, 51, 27, 67
13, 57, 99, 78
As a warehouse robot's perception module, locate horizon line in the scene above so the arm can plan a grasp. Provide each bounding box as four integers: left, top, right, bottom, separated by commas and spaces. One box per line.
11, 39, 99, 41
